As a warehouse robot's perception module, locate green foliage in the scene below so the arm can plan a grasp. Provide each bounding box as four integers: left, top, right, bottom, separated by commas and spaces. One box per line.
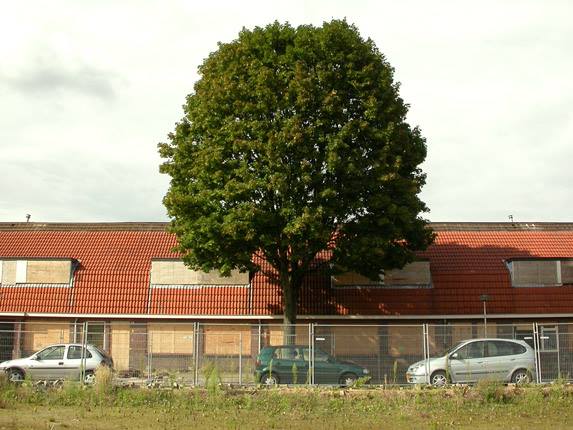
352, 376, 371, 388
291, 362, 298, 385
2, 383, 573, 428
0, 372, 8, 389
159, 19, 434, 323
476, 379, 513, 403
202, 361, 222, 393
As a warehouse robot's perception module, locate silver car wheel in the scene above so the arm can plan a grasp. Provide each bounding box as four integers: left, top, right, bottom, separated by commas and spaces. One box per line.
431, 371, 448, 387
512, 370, 530, 385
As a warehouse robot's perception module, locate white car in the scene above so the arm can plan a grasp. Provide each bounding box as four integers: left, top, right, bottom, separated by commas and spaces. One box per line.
406, 338, 535, 386
0, 343, 113, 383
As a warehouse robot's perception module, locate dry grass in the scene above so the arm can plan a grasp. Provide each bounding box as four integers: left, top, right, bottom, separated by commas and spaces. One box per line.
94, 365, 114, 394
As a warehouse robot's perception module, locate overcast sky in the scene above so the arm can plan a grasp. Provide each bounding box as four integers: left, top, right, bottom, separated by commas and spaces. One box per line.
0, 0, 571, 223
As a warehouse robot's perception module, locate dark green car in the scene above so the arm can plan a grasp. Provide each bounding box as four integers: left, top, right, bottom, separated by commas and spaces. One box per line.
254, 345, 370, 385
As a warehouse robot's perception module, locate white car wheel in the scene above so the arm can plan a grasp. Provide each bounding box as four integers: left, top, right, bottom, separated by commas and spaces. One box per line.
431, 371, 448, 387
83, 372, 96, 384
340, 373, 358, 386
7, 369, 24, 382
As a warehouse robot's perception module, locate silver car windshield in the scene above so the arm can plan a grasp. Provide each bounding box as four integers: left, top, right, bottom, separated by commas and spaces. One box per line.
443, 341, 465, 356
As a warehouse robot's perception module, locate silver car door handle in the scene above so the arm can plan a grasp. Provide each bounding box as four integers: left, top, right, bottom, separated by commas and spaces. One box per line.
58, 362, 64, 365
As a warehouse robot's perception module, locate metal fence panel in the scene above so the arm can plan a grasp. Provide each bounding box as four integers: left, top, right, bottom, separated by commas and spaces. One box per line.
313, 324, 425, 385
1, 320, 572, 386
536, 323, 573, 382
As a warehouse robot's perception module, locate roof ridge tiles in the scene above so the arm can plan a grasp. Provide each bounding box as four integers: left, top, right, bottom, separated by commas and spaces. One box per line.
0, 222, 170, 231
1, 221, 572, 232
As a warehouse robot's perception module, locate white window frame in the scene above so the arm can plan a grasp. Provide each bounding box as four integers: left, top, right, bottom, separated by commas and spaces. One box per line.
540, 326, 558, 352
15, 260, 27, 283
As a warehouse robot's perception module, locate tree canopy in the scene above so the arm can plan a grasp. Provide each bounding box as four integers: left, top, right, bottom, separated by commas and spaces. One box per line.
159, 20, 434, 326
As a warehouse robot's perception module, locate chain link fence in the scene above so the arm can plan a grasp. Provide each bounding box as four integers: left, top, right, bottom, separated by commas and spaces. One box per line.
0, 321, 572, 386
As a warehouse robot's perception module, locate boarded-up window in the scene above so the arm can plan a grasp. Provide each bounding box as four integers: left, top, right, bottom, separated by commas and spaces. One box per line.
331, 272, 383, 287
0, 259, 71, 285
332, 262, 431, 288
388, 325, 425, 357
148, 324, 195, 354
150, 260, 249, 285
330, 326, 379, 356
1, 261, 17, 285
511, 260, 559, 286
203, 326, 251, 356
110, 323, 131, 371
21, 321, 71, 355
385, 261, 431, 286
26, 260, 71, 284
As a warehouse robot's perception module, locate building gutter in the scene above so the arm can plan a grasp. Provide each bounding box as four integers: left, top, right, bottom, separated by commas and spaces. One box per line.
1, 312, 573, 320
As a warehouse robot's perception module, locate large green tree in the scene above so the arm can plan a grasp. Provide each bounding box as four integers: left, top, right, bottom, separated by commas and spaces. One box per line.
159, 20, 434, 327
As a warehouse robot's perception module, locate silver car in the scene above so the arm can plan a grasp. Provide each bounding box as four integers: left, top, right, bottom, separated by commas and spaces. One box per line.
407, 338, 535, 387
0, 343, 113, 383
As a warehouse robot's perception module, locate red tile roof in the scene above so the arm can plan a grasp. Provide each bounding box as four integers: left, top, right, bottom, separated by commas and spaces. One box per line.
0, 229, 177, 314
0, 222, 572, 318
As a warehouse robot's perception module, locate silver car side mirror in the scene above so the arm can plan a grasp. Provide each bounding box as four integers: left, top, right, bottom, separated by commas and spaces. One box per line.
450, 352, 459, 360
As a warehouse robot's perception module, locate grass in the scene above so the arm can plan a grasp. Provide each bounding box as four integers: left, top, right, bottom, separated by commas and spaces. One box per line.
0, 379, 573, 429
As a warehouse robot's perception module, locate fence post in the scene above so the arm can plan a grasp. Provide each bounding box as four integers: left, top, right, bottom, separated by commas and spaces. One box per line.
257, 322, 262, 354
556, 324, 561, 380
147, 330, 152, 383
422, 323, 430, 384
533, 322, 541, 383
194, 322, 200, 386
80, 321, 88, 384
310, 323, 315, 385
13, 322, 22, 359
239, 332, 243, 385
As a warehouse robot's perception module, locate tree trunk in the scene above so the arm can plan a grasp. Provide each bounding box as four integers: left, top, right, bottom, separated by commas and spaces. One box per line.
281, 271, 301, 344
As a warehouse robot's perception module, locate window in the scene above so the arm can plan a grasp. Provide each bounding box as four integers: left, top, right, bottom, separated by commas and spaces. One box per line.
150, 260, 249, 287
273, 347, 301, 360
508, 259, 573, 287
0, 259, 73, 286
67, 346, 92, 360
331, 261, 431, 288
86, 323, 106, 350
455, 341, 485, 359
314, 349, 331, 362
509, 330, 534, 348
540, 326, 558, 352
487, 341, 526, 357
36, 345, 65, 360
